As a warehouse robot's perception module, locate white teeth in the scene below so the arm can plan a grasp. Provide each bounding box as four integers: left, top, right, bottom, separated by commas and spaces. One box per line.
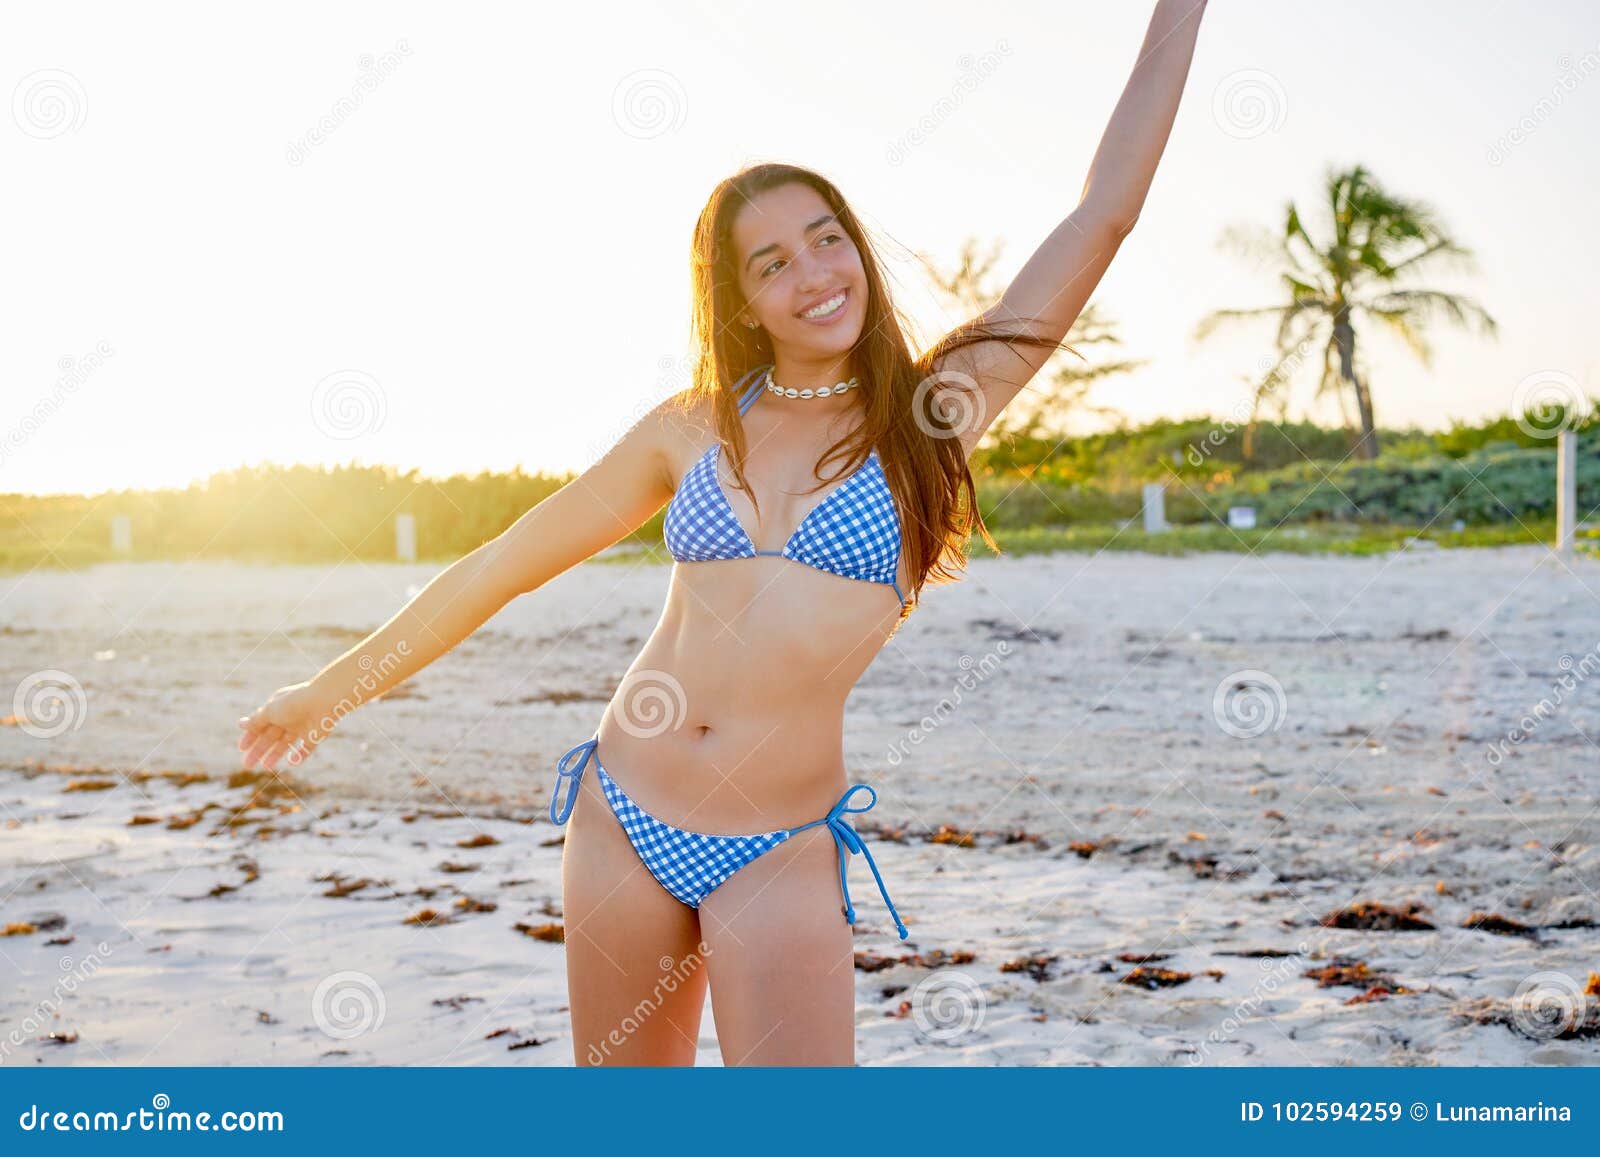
801, 291, 846, 319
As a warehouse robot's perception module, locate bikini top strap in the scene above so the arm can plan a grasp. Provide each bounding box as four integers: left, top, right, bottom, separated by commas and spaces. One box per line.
735, 363, 772, 417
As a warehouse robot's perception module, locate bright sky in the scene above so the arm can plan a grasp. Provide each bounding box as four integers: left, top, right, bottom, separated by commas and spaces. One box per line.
5, 0, 1598, 496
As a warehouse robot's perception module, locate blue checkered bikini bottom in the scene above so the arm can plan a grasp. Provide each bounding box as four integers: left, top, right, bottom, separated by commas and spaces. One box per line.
550, 736, 909, 940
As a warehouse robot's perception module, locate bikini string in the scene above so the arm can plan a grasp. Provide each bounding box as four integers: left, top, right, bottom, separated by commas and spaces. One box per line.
792, 784, 910, 941
550, 736, 599, 826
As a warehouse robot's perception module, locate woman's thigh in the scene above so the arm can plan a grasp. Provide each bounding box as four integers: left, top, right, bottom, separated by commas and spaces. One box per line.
560, 759, 711, 1066
697, 826, 857, 1066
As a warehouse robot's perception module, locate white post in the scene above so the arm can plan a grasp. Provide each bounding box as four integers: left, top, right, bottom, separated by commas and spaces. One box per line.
395, 513, 417, 562
1556, 430, 1576, 557
110, 514, 132, 554
1142, 482, 1168, 533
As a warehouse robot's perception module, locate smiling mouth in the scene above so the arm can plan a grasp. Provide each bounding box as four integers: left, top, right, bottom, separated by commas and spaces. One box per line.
797, 289, 848, 320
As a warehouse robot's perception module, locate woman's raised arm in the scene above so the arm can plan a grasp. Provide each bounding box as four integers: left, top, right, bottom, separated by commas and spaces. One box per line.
940, 0, 1208, 453
235, 398, 687, 771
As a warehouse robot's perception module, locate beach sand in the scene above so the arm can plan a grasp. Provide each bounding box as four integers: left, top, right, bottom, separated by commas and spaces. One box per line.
2, 545, 1597, 1066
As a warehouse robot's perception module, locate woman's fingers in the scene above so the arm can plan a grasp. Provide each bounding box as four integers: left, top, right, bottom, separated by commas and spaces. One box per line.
241, 724, 286, 769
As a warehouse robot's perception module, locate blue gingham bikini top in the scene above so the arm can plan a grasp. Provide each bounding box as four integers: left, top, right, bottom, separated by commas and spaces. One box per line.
662, 364, 907, 606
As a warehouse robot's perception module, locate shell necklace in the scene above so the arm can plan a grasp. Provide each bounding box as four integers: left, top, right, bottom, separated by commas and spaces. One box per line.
764, 369, 859, 400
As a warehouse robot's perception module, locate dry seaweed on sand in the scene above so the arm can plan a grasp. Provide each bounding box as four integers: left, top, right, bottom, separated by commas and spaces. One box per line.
1000, 954, 1060, 983
513, 922, 564, 942
1120, 965, 1225, 989
855, 948, 978, 973
1319, 900, 1435, 931
1461, 911, 1539, 938
402, 907, 452, 927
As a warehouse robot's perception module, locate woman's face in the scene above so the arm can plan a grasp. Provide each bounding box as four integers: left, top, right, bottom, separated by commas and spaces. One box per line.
730, 182, 867, 359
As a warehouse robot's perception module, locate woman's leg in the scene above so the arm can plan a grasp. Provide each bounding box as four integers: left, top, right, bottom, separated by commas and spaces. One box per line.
560, 749, 711, 1066
697, 825, 857, 1066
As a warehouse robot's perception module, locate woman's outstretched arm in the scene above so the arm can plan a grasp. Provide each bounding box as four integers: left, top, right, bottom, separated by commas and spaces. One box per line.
235, 399, 687, 771
942, 0, 1209, 452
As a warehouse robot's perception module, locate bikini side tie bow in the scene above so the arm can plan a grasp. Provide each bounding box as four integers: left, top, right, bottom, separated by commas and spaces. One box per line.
550, 737, 599, 825
791, 784, 910, 941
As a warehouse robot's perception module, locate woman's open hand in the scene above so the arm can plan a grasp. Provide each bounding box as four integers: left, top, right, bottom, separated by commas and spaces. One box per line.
237, 680, 337, 771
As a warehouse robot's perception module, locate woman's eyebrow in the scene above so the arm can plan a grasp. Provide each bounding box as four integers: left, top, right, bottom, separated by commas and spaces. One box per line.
743, 213, 839, 272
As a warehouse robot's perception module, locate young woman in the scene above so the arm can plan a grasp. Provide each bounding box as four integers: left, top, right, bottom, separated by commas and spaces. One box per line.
237, 0, 1207, 1066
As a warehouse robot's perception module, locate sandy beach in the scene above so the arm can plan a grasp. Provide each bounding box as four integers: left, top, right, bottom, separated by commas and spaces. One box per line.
2, 545, 1597, 1066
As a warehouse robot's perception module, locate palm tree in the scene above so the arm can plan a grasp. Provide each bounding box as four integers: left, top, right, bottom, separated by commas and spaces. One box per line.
924, 236, 1141, 444
1195, 164, 1496, 460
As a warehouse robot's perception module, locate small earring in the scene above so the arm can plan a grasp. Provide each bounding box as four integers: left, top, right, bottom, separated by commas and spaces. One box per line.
743, 319, 758, 329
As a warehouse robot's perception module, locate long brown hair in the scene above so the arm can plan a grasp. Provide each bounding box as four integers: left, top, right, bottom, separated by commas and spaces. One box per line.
682, 162, 1069, 621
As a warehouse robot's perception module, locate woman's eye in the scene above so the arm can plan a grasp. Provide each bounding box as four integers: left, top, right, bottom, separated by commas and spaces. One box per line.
760, 235, 843, 277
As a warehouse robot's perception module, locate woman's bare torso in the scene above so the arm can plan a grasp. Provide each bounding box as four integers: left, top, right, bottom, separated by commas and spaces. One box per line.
592, 397, 911, 833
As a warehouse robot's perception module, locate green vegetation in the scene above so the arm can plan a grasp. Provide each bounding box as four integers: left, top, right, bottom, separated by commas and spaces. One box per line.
5, 407, 1594, 575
